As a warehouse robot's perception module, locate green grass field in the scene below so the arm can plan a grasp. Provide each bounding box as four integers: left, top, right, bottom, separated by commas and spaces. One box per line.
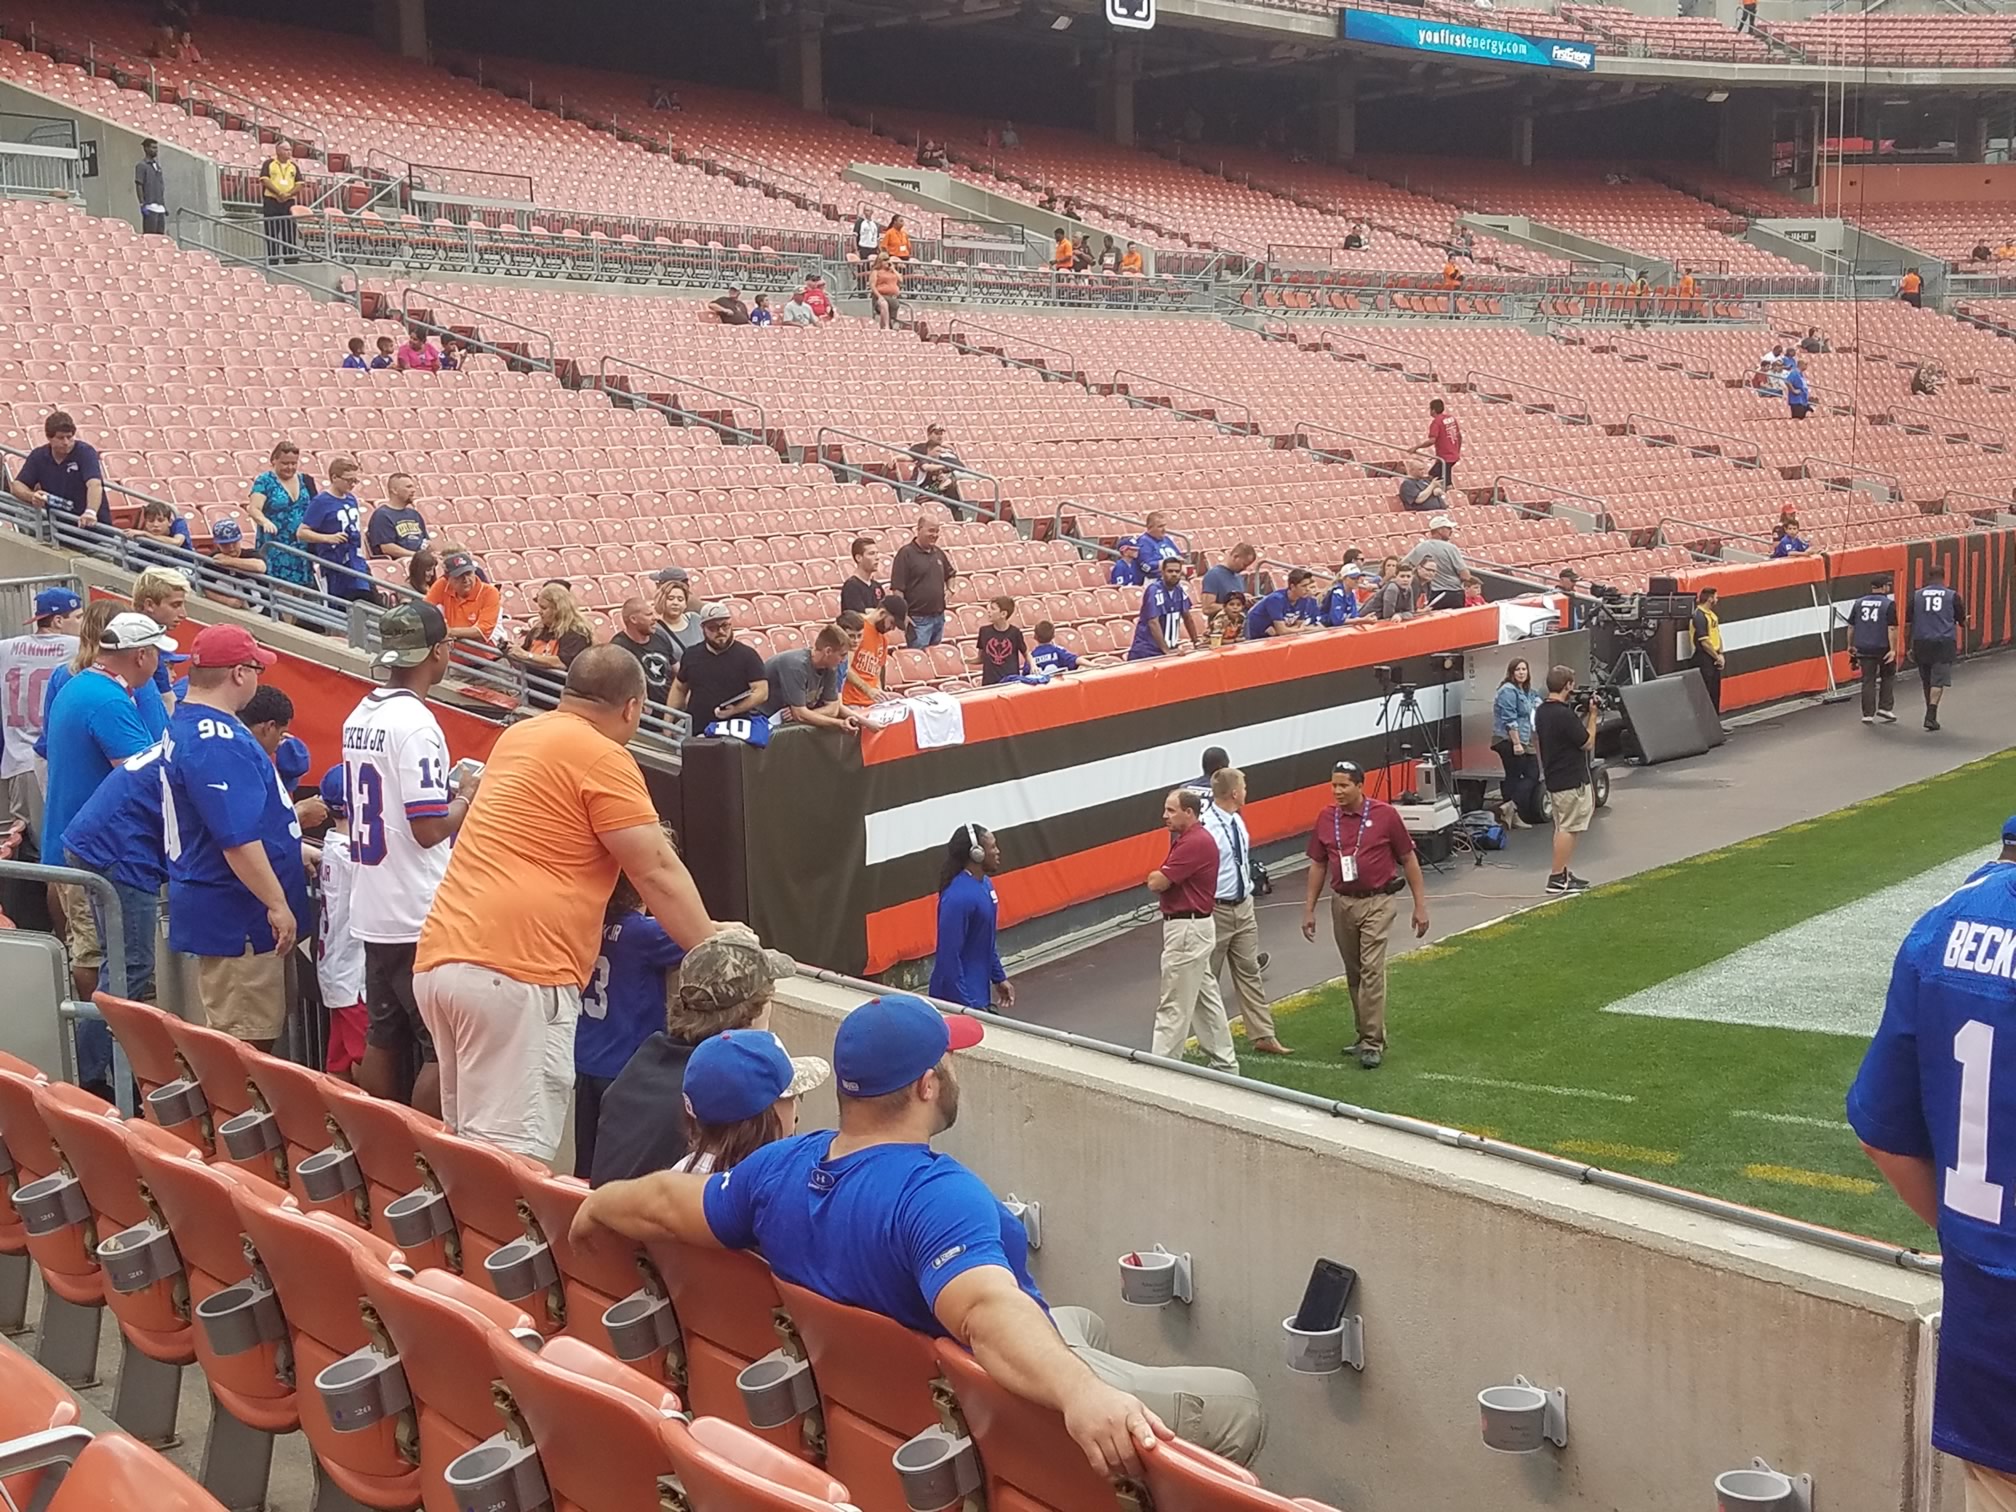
1235, 749, 2016, 1247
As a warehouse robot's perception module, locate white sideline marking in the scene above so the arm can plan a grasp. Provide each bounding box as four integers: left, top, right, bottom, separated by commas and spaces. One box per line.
1414, 1072, 1636, 1103
1732, 1109, 1843, 1130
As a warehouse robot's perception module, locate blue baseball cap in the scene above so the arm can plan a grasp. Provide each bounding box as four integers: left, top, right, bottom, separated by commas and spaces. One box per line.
29, 587, 80, 623
319, 764, 347, 816
211, 518, 243, 546
683, 1030, 830, 1125
833, 993, 984, 1099
275, 735, 311, 788
2003, 815, 2016, 844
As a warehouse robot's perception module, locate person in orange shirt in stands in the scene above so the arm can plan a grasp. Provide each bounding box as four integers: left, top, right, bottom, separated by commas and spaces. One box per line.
1898, 268, 1923, 307
842, 595, 909, 707
1119, 242, 1144, 275
413, 645, 720, 1161
870, 256, 904, 331
1052, 228, 1075, 270
424, 549, 501, 643
1440, 259, 1463, 290
879, 214, 912, 264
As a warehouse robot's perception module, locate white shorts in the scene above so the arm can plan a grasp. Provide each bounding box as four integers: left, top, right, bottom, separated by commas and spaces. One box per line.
413, 961, 579, 1164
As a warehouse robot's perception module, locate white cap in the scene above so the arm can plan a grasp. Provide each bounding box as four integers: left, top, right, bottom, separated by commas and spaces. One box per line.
101, 612, 178, 653
1429, 514, 1457, 532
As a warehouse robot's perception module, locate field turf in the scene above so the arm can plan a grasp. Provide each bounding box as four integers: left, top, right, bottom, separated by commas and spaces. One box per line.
1236, 748, 2016, 1248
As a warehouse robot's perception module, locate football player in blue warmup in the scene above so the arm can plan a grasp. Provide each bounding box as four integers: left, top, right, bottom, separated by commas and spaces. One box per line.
1849, 815, 2016, 1511
929, 823, 1013, 1013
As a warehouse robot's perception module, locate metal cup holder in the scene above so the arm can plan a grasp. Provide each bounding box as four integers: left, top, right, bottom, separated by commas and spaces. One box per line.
483, 1236, 559, 1302
145, 1077, 208, 1129
892, 1425, 983, 1512
218, 1107, 282, 1162
195, 1277, 286, 1357
296, 1146, 364, 1204
602, 1288, 678, 1363
444, 1433, 552, 1512
383, 1187, 454, 1248
315, 1345, 412, 1432
12, 1172, 90, 1237
97, 1220, 182, 1295
735, 1348, 819, 1430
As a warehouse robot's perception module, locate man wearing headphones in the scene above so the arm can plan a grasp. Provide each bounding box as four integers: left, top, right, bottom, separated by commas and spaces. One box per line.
929, 823, 1014, 1012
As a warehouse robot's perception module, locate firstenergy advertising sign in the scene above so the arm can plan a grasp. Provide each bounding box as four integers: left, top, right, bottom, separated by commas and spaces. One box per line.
1340, 9, 1598, 71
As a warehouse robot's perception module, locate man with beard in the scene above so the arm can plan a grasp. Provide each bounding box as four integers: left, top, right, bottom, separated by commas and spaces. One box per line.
610, 597, 678, 706
570, 993, 1265, 1469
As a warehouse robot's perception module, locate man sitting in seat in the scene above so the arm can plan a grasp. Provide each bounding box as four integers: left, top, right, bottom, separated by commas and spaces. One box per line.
710, 287, 752, 326
801, 273, 835, 321
780, 288, 818, 328
571, 992, 1267, 1470
1118, 242, 1144, 275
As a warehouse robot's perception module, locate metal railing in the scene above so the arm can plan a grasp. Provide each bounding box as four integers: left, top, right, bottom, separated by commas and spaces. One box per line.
1625, 414, 1766, 468
1110, 371, 1254, 435
1569, 327, 1718, 379
171, 207, 364, 307
893, 262, 1217, 315
1325, 333, 1441, 381
1045, 502, 1193, 564
80, 37, 161, 102
1885, 405, 2007, 452
1974, 369, 2016, 393
938, 317, 1078, 381
688, 143, 832, 214
1656, 515, 1787, 555
1291, 419, 1414, 481
0, 132, 82, 200
1465, 370, 1593, 424
398, 288, 557, 376
1942, 488, 2016, 519
597, 356, 769, 449
1801, 456, 1902, 498
183, 80, 329, 159
406, 160, 536, 213
1491, 475, 1611, 524
812, 427, 1004, 524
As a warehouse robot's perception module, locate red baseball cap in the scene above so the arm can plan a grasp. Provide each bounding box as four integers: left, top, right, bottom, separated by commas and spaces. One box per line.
189, 622, 278, 669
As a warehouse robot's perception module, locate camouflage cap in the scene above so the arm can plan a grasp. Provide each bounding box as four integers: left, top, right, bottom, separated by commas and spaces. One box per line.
676, 927, 797, 1016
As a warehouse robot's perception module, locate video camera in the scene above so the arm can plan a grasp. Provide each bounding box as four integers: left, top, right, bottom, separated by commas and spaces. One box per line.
1569, 686, 1605, 715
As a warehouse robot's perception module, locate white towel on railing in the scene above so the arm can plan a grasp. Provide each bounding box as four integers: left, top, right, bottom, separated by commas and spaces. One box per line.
908, 692, 966, 750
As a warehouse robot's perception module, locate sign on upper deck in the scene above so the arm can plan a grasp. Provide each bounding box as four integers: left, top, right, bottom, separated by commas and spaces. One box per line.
1340, 8, 1598, 71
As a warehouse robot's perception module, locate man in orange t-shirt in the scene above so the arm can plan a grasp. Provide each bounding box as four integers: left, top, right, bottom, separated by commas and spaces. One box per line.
413, 646, 719, 1159
425, 550, 501, 641
842, 595, 909, 707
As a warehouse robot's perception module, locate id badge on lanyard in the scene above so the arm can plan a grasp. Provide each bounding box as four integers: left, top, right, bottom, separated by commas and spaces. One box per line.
1335, 804, 1368, 885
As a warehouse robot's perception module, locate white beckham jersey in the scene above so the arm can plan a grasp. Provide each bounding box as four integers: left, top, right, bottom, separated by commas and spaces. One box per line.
0, 632, 77, 777
341, 688, 453, 943
316, 830, 366, 1007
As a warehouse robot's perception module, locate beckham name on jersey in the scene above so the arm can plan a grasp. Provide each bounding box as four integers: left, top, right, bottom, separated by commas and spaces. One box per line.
1942, 919, 2016, 979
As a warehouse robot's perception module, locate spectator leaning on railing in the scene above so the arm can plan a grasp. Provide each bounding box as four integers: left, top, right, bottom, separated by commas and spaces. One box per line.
246, 441, 317, 593
764, 627, 862, 732
366, 472, 429, 560
299, 459, 381, 607
426, 550, 502, 644
10, 412, 108, 526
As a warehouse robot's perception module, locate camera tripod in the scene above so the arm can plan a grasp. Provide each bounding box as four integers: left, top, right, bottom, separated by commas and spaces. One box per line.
1373, 683, 1451, 803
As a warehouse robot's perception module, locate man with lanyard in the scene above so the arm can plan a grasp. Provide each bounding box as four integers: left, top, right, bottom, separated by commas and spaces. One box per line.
164, 624, 312, 1051
1846, 573, 1900, 727
1147, 789, 1235, 1074
1300, 760, 1430, 1070
1195, 767, 1290, 1057
1127, 557, 1203, 661
1907, 562, 1965, 732
1689, 586, 1724, 713
928, 823, 1014, 1013
1848, 815, 2016, 1512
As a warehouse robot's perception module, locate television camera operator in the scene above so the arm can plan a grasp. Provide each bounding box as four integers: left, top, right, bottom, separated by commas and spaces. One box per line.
1535, 665, 1600, 895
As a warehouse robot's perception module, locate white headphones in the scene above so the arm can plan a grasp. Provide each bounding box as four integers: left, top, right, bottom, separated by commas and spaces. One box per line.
966, 822, 985, 863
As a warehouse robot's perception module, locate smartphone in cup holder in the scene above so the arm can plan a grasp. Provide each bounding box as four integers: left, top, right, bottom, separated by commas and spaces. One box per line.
1292, 1258, 1357, 1333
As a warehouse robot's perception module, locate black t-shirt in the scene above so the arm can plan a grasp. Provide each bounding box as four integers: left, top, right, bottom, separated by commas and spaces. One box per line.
839, 575, 883, 615
589, 1033, 699, 1186
975, 624, 1028, 685
611, 625, 679, 703
677, 638, 766, 728
1535, 699, 1590, 793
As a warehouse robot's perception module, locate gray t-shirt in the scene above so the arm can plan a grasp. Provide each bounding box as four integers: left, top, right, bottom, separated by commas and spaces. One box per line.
1404, 537, 1466, 581
763, 648, 837, 716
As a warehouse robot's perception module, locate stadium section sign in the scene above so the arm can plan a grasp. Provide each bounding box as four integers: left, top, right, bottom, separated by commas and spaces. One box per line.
1339, 9, 1597, 71
1107, 0, 1156, 30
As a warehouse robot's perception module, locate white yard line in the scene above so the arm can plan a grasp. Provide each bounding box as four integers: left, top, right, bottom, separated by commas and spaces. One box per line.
1732, 1109, 1844, 1130
1413, 1072, 1637, 1103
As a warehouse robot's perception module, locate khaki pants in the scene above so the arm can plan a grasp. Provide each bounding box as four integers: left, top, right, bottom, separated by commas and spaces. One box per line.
1, 768, 44, 844
53, 882, 103, 973
416, 961, 580, 1163
1151, 917, 1235, 1072
1969, 1462, 2016, 1512
1196, 898, 1276, 1043
1052, 1306, 1264, 1467
196, 947, 288, 1043
1331, 892, 1396, 1051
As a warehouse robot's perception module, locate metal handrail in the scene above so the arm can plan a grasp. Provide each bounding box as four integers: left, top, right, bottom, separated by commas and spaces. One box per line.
1852, 337, 1936, 371
170, 207, 364, 309
397, 288, 557, 375
813, 427, 1004, 525
82, 38, 159, 100
942, 317, 1078, 379
1625, 413, 1765, 468
1974, 369, 2016, 393
690, 142, 831, 210
1657, 515, 1788, 554
1291, 419, 1414, 481
597, 356, 769, 448
1323, 332, 1440, 380
301, 169, 402, 216
1942, 488, 2015, 517
1110, 370, 1254, 434
1573, 328, 1717, 379
1801, 456, 1902, 497
1046, 501, 1192, 562
1886, 405, 2007, 452
184, 79, 329, 156
1491, 475, 1611, 522
1466, 369, 1592, 423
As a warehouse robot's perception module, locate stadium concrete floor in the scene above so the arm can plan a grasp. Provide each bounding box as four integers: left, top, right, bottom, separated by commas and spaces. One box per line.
1012, 652, 2016, 1050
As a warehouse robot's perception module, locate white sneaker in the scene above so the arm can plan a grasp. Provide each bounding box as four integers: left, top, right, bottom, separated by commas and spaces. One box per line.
1861, 715, 1876, 724
1876, 709, 1898, 723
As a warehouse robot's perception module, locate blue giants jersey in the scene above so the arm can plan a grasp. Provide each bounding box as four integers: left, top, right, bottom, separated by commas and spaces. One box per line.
1848, 861, 2016, 1474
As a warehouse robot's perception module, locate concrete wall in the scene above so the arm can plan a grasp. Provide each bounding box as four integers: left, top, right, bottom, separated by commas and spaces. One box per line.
1820, 163, 2016, 205
845, 165, 1147, 272
768, 978, 1959, 1512
0, 78, 220, 231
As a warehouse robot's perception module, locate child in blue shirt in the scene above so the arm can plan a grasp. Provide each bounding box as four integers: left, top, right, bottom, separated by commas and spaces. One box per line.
1029, 619, 1079, 673
341, 337, 370, 371
574, 872, 686, 1179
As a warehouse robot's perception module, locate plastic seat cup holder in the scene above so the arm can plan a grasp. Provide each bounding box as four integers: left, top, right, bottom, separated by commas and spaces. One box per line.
12, 1172, 90, 1237
98, 1220, 183, 1294
1283, 1312, 1365, 1375
735, 1348, 819, 1430
195, 1277, 287, 1357
602, 1288, 677, 1363
219, 1107, 282, 1162
315, 1345, 413, 1433
444, 1431, 552, 1512
1478, 1377, 1568, 1453
146, 1078, 208, 1128
1118, 1246, 1192, 1307
892, 1426, 983, 1512
483, 1236, 559, 1302
297, 1146, 364, 1204
383, 1187, 455, 1248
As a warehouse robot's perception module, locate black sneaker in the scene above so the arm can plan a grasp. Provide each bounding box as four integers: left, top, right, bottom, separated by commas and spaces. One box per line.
1564, 873, 1592, 892
1546, 872, 1571, 894
1926, 714, 1941, 731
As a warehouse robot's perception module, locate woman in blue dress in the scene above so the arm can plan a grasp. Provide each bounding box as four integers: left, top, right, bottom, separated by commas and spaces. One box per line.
244, 439, 317, 590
